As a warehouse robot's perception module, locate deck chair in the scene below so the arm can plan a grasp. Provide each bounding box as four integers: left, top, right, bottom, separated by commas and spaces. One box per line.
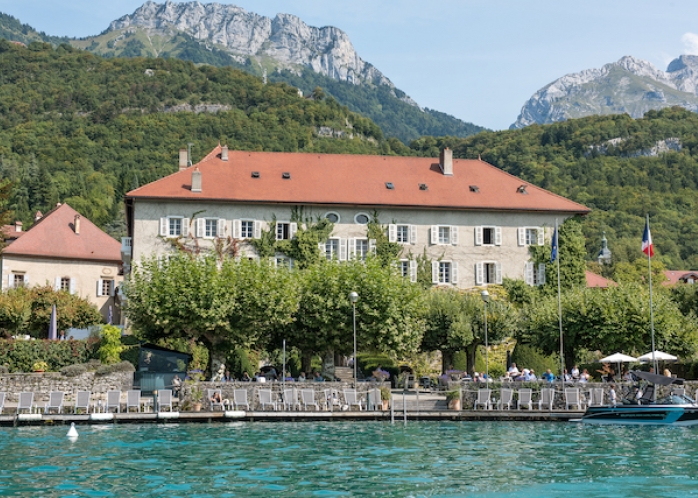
368, 388, 382, 411
74, 391, 91, 414
233, 389, 250, 410
105, 390, 121, 413
565, 388, 585, 410
474, 389, 492, 410
17, 392, 34, 414
283, 388, 299, 411
538, 388, 555, 410
343, 389, 363, 411
44, 391, 64, 414
588, 388, 605, 407
208, 389, 224, 411
126, 390, 142, 413
258, 389, 277, 411
497, 388, 513, 410
0, 392, 5, 414
517, 388, 533, 410
158, 389, 175, 412
324, 388, 340, 410
300, 389, 320, 411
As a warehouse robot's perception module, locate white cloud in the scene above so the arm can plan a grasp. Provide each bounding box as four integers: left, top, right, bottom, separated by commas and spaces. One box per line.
682, 33, 698, 54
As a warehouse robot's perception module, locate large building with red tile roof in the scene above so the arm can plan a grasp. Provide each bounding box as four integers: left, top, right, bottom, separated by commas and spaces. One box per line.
125, 145, 589, 288
0, 203, 123, 322
664, 270, 698, 286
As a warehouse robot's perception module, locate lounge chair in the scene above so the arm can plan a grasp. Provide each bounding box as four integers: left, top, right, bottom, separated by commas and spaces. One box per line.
343, 389, 363, 411
497, 388, 513, 410
588, 388, 604, 407
517, 389, 533, 410
126, 390, 142, 413
17, 392, 34, 414
258, 389, 277, 411
233, 389, 250, 410
474, 389, 492, 410
324, 388, 340, 410
538, 388, 555, 410
283, 388, 299, 411
44, 391, 65, 414
565, 388, 585, 410
208, 389, 224, 411
74, 391, 91, 414
0, 392, 5, 414
158, 389, 175, 412
105, 390, 121, 413
368, 388, 382, 411
300, 389, 320, 411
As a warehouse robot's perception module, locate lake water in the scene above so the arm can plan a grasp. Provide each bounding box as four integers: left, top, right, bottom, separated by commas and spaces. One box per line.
1, 421, 696, 497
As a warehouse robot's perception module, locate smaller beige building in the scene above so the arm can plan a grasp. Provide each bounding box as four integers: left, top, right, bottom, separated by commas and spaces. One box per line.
0, 203, 123, 323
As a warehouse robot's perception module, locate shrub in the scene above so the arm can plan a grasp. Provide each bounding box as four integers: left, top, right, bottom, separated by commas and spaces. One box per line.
511, 344, 559, 376
98, 325, 123, 365
0, 365, 8, 374
95, 360, 135, 376
0, 338, 99, 372
60, 363, 88, 377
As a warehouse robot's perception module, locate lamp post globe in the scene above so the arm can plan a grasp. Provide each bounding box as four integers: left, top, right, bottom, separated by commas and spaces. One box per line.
349, 291, 359, 387
481, 290, 490, 383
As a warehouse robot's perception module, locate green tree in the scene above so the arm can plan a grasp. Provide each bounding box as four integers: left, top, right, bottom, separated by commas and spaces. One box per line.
98, 324, 124, 364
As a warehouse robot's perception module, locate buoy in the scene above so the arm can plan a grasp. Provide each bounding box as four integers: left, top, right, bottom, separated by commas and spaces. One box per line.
67, 422, 78, 439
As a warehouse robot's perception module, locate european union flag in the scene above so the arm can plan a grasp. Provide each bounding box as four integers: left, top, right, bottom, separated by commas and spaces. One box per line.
550, 227, 558, 263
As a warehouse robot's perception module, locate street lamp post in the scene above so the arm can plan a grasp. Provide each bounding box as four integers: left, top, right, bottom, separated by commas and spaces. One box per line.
349, 291, 359, 388
481, 290, 489, 382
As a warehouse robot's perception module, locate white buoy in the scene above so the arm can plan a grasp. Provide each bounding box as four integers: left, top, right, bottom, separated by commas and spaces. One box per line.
67, 422, 78, 439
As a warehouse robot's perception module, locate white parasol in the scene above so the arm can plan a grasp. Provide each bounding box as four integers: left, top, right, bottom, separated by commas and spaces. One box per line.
637, 351, 678, 363
600, 353, 638, 363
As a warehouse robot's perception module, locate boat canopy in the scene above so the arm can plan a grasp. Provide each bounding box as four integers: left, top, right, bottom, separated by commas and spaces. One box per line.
631, 370, 684, 386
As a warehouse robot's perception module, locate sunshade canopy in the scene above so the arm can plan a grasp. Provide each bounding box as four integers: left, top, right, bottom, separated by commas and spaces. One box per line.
600, 353, 637, 363
637, 351, 678, 362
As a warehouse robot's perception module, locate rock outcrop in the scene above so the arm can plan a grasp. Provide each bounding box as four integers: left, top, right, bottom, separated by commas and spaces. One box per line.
512, 55, 698, 128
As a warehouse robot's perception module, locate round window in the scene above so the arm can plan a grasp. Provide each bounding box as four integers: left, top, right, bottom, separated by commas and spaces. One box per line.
354, 213, 370, 225
325, 212, 340, 223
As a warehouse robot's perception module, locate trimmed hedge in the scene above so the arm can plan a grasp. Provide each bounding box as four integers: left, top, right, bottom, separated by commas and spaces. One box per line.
0, 338, 100, 373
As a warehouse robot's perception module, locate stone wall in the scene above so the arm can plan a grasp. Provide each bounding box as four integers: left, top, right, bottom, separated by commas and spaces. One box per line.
0, 372, 133, 403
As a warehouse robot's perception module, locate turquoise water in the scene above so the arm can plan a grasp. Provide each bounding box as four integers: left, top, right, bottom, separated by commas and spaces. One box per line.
1, 421, 697, 497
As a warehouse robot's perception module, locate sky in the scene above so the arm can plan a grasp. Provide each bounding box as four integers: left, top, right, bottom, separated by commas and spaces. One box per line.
1, 0, 698, 130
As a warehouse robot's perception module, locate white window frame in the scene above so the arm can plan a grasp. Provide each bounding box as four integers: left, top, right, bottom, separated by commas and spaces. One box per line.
430, 225, 459, 246
518, 227, 545, 246
475, 226, 502, 246
322, 237, 346, 261
196, 218, 226, 239
475, 261, 502, 285
348, 238, 376, 261
389, 224, 415, 245
160, 216, 189, 237
431, 260, 458, 285
97, 279, 115, 297
275, 221, 298, 241
273, 255, 294, 270
524, 262, 546, 286
9, 273, 27, 288
234, 219, 259, 239
55, 276, 74, 293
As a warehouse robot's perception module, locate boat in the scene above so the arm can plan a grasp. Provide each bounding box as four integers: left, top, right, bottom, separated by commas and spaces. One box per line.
581, 370, 698, 426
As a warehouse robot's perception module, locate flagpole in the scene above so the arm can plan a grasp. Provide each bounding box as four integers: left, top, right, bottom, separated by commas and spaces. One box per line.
555, 219, 564, 391
646, 215, 657, 378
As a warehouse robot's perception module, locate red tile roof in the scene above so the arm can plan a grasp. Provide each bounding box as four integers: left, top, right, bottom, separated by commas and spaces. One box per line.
126, 145, 590, 214
586, 271, 616, 288
1, 224, 25, 243
664, 270, 698, 286
2, 203, 121, 263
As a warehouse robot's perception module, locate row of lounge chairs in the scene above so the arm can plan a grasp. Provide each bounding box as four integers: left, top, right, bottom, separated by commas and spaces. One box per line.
472, 387, 607, 410
208, 387, 384, 411
0, 390, 176, 415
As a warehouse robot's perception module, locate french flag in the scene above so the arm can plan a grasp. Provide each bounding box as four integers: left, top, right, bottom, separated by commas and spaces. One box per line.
642, 219, 654, 257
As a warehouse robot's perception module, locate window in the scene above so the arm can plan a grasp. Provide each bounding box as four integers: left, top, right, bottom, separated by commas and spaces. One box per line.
475, 262, 502, 285
518, 227, 544, 246
97, 279, 115, 297
475, 226, 502, 246
348, 238, 376, 261
196, 218, 226, 238
431, 261, 458, 285
276, 221, 297, 241
430, 225, 458, 245
525, 262, 546, 286
274, 256, 294, 269
233, 220, 258, 239
354, 213, 370, 225
389, 224, 416, 244
159, 216, 189, 237
9, 273, 26, 288
356, 239, 369, 260
205, 219, 218, 238
399, 259, 418, 283
324, 238, 346, 260
325, 212, 340, 223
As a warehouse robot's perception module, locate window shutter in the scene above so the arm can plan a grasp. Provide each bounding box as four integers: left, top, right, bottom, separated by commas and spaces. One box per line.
69, 278, 76, 295
290, 222, 298, 239
348, 238, 356, 259
475, 262, 484, 285
524, 262, 534, 285
233, 219, 241, 239
318, 242, 325, 256
182, 218, 190, 237
475, 227, 483, 246
254, 221, 262, 239
495, 227, 502, 246
160, 217, 167, 236
109, 280, 115, 297
196, 218, 205, 238
24, 274, 28, 285
451, 226, 459, 246
339, 238, 347, 261
451, 262, 458, 284
54, 277, 61, 291
218, 219, 226, 236
495, 262, 503, 284
518, 227, 525, 246
431, 261, 439, 284
430, 225, 438, 245
537, 228, 545, 246
275, 222, 282, 241
409, 260, 417, 283
538, 263, 546, 285
7, 274, 13, 288
97, 279, 103, 297
388, 224, 397, 243
369, 239, 377, 255
270, 257, 277, 267
410, 225, 417, 245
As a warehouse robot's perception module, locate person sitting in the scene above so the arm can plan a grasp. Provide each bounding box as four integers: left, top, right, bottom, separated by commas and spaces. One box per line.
222, 370, 231, 382
571, 365, 580, 380
297, 372, 306, 382
542, 369, 555, 382
528, 369, 538, 381
313, 371, 324, 382
562, 369, 572, 382
210, 391, 222, 404
508, 363, 520, 377
579, 369, 590, 382
241, 372, 252, 382
254, 371, 266, 383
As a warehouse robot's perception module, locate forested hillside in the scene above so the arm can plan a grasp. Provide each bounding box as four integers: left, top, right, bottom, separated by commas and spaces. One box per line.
0, 40, 385, 236
407, 108, 698, 269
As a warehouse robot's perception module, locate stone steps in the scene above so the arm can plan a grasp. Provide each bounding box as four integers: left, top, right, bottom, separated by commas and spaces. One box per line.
334, 367, 354, 382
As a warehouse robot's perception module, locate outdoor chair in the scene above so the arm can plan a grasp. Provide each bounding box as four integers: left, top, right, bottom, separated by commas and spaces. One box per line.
497, 388, 513, 410
517, 389, 533, 410
126, 390, 142, 413
158, 389, 175, 412
588, 388, 605, 407
565, 388, 585, 410
538, 388, 555, 410
0, 392, 5, 414
324, 388, 340, 410
208, 389, 224, 411
233, 389, 250, 410
44, 391, 64, 414
74, 391, 91, 414
369, 388, 382, 411
105, 390, 121, 413
474, 389, 492, 410
258, 389, 277, 411
343, 389, 363, 411
300, 389, 320, 411
17, 392, 34, 414
283, 388, 299, 411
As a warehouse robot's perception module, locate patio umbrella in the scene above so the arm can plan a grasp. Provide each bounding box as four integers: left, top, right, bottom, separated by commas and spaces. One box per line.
48, 304, 57, 340
637, 351, 678, 363
600, 353, 638, 379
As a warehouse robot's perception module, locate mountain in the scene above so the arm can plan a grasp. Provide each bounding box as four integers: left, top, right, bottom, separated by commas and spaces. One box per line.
0, 1, 485, 143
512, 55, 698, 129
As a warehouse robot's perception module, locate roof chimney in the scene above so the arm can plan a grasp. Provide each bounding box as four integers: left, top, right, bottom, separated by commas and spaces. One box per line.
34, 211, 43, 221
179, 148, 188, 171
74, 214, 81, 235
14, 221, 22, 232
440, 148, 453, 176
191, 168, 202, 193
221, 145, 229, 161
